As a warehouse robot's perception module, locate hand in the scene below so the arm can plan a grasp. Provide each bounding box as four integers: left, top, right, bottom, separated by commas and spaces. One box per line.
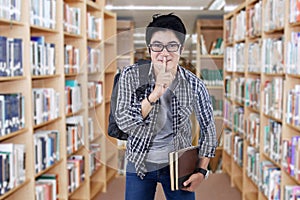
154, 57, 174, 97
181, 173, 204, 192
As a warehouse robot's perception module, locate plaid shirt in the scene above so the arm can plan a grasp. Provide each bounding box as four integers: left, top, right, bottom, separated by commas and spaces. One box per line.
115, 62, 217, 178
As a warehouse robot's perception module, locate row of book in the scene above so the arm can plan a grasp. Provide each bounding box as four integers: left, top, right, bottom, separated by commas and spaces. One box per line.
223, 129, 232, 155
284, 185, 300, 200
246, 146, 260, 185
226, 0, 284, 42
259, 161, 281, 199
32, 88, 59, 126
87, 81, 103, 107
88, 118, 94, 142
225, 76, 284, 121
229, 138, 283, 199
233, 106, 244, 135
65, 80, 82, 115
247, 1, 262, 38
224, 45, 243, 73
234, 10, 246, 42
89, 143, 102, 176
244, 78, 260, 110
225, 109, 300, 184
0, 143, 25, 195
225, 76, 245, 105
247, 41, 261, 73
35, 174, 58, 200
30, 0, 56, 29
286, 84, 300, 127
262, 37, 284, 74
210, 95, 223, 117
0, 93, 24, 136
87, 47, 101, 74
263, 119, 282, 164
263, 0, 285, 32
66, 116, 84, 156
34, 130, 60, 174
223, 99, 233, 128
67, 155, 85, 193
64, 45, 102, 75
86, 13, 102, 40
290, 0, 300, 23
282, 136, 300, 181
225, 17, 234, 44
31, 36, 56, 76
233, 134, 243, 167
199, 36, 224, 55
225, 36, 299, 76
263, 78, 283, 120
200, 69, 223, 86
64, 44, 80, 75
286, 32, 300, 75
0, 36, 23, 77
0, 0, 21, 21
245, 113, 260, 149
63, 3, 81, 35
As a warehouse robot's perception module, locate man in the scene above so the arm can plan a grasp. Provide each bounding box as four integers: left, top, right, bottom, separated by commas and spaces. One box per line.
115, 13, 217, 200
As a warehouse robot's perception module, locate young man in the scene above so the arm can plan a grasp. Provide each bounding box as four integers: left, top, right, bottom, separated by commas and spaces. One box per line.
115, 13, 217, 200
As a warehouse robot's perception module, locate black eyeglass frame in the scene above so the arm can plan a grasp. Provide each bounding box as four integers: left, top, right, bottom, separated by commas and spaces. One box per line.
147, 43, 182, 52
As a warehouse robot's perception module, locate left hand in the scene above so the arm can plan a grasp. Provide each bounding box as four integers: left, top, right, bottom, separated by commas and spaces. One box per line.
181, 173, 204, 192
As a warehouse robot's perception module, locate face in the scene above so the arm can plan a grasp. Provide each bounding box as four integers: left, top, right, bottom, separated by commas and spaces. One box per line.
149, 30, 183, 75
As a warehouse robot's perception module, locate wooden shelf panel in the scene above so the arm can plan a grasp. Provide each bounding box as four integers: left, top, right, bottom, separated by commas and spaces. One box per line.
0, 76, 26, 82
90, 182, 105, 199
0, 128, 28, 141
106, 167, 117, 183
0, 0, 116, 199
33, 117, 62, 129
30, 25, 58, 33
233, 176, 243, 193
35, 159, 63, 178
0, 179, 31, 200
245, 192, 258, 200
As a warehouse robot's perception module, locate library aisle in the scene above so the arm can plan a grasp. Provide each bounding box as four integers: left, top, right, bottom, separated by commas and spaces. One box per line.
96, 173, 241, 200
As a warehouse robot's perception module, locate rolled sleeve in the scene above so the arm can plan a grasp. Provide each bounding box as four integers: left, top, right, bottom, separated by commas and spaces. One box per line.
195, 85, 218, 157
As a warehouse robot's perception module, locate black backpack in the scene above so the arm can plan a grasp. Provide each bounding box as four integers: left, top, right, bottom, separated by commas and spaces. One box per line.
108, 59, 151, 140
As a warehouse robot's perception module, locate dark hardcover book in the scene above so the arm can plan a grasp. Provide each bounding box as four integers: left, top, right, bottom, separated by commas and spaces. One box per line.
0, 36, 7, 77
13, 38, 23, 76
169, 146, 199, 191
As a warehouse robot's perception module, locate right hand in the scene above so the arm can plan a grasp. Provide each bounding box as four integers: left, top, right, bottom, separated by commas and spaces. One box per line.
154, 57, 174, 97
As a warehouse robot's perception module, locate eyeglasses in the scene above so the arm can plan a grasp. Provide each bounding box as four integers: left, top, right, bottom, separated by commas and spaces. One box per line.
148, 43, 181, 52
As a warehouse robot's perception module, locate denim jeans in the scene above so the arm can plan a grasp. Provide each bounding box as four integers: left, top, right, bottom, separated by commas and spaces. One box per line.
125, 161, 195, 200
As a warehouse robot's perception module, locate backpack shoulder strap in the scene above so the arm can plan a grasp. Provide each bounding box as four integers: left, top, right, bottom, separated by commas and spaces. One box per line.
136, 59, 151, 86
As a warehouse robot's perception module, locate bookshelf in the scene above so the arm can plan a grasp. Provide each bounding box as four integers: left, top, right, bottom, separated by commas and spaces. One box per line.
115, 19, 134, 175
103, 10, 118, 185
223, 0, 300, 199
194, 19, 224, 173
0, 0, 117, 199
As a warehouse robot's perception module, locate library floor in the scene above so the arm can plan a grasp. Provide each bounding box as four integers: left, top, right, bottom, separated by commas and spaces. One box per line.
95, 172, 241, 200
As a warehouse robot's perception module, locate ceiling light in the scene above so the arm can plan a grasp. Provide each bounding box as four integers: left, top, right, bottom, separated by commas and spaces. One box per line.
105, 5, 204, 11
224, 5, 238, 12
208, 0, 225, 10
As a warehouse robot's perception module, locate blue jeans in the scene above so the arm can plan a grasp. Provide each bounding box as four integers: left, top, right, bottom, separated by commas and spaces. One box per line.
125, 161, 195, 200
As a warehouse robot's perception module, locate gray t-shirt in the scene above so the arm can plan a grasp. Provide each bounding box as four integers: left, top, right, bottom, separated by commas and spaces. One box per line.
145, 75, 179, 164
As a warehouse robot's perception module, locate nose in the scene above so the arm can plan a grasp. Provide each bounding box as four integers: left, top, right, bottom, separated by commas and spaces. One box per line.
161, 47, 169, 56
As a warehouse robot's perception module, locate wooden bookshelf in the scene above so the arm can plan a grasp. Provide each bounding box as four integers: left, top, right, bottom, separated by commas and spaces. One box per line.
223, 0, 300, 199
194, 19, 224, 173
0, 0, 116, 199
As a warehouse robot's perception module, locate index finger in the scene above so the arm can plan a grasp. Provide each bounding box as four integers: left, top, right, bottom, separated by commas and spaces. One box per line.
160, 56, 167, 73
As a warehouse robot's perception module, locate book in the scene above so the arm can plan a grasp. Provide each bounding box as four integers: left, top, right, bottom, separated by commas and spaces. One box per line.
169, 146, 199, 191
